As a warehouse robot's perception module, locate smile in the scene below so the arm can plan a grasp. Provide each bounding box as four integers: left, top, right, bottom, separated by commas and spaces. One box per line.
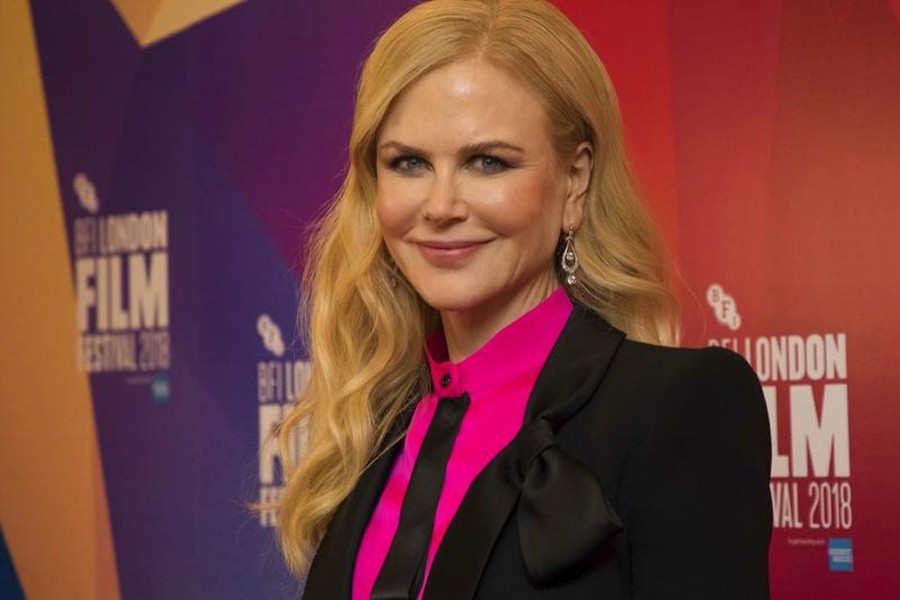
415, 239, 492, 265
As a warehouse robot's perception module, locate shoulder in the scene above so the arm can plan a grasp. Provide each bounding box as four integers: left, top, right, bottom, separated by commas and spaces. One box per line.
606, 342, 773, 596
584, 338, 770, 477
612, 337, 759, 388
606, 339, 765, 419
603, 339, 772, 495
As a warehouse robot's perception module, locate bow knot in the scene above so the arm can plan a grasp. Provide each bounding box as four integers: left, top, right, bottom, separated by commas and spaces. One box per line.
514, 418, 623, 585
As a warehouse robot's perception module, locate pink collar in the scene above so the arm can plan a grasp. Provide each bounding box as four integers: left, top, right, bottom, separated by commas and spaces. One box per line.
424, 287, 573, 399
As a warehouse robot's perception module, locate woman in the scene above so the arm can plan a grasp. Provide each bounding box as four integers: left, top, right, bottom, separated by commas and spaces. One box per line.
277, 1, 772, 598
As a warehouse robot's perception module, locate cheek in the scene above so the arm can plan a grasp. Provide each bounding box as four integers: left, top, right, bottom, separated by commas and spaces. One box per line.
505, 176, 566, 267
375, 183, 408, 238
476, 172, 565, 240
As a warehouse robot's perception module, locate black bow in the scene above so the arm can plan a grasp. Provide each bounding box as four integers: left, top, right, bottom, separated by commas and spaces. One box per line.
494, 306, 626, 586
513, 417, 623, 584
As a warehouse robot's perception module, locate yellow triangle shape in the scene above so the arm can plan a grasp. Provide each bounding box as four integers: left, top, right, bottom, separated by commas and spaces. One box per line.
110, 0, 244, 47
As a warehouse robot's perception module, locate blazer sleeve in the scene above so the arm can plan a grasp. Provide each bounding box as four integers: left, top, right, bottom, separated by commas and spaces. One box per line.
622, 346, 772, 600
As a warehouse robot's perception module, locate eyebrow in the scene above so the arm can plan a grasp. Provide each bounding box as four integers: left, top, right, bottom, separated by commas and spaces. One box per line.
377, 140, 526, 156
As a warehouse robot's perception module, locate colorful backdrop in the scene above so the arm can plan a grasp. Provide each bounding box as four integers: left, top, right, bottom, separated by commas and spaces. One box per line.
2, 0, 898, 598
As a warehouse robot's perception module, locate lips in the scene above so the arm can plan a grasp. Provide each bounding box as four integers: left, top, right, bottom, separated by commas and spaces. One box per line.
418, 240, 490, 249
414, 239, 491, 265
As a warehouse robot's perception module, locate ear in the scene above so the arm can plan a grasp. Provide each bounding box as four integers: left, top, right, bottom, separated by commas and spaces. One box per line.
562, 141, 593, 232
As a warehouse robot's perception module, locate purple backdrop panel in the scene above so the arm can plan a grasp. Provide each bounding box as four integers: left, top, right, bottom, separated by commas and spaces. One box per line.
30, 0, 415, 597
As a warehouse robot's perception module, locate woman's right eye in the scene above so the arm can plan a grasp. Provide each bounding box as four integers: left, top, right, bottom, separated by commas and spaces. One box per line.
390, 156, 426, 173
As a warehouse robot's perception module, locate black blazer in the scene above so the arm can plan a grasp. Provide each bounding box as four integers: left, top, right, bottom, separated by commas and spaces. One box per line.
302, 305, 772, 599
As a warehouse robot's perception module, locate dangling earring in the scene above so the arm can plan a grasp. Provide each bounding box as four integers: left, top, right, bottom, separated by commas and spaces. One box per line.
560, 225, 579, 286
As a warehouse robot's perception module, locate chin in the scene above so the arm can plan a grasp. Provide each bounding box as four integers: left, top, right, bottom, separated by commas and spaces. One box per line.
411, 283, 490, 314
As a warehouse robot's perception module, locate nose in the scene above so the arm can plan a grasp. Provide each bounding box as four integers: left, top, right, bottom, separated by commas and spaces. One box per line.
422, 172, 467, 224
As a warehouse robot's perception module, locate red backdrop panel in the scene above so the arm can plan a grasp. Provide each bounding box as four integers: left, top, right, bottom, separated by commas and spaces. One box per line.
556, 1, 900, 596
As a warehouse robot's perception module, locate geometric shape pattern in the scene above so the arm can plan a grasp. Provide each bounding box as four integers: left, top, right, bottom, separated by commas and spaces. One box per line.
110, 0, 244, 47
0, 526, 26, 600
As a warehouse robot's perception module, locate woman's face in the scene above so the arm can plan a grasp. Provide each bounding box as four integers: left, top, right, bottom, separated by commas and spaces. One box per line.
375, 57, 588, 316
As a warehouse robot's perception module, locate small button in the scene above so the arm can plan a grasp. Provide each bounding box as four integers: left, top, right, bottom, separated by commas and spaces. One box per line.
440, 374, 452, 387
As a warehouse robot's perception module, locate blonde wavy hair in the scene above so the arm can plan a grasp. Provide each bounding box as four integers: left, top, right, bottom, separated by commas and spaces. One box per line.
275, 0, 679, 576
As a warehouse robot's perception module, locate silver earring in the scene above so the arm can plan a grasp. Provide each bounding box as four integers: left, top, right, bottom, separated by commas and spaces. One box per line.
561, 225, 579, 286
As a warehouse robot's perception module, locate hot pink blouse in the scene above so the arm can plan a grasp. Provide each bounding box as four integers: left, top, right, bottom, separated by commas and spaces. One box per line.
351, 287, 573, 599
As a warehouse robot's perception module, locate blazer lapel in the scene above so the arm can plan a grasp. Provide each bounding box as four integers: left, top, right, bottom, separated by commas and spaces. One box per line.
421, 306, 626, 599
302, 419, 409, 598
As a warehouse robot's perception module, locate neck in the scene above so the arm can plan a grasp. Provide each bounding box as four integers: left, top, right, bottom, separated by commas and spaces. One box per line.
440, 271, 561, 363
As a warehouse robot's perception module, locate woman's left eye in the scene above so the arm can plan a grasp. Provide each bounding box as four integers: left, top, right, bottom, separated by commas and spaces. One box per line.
471, 155, 508, 174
